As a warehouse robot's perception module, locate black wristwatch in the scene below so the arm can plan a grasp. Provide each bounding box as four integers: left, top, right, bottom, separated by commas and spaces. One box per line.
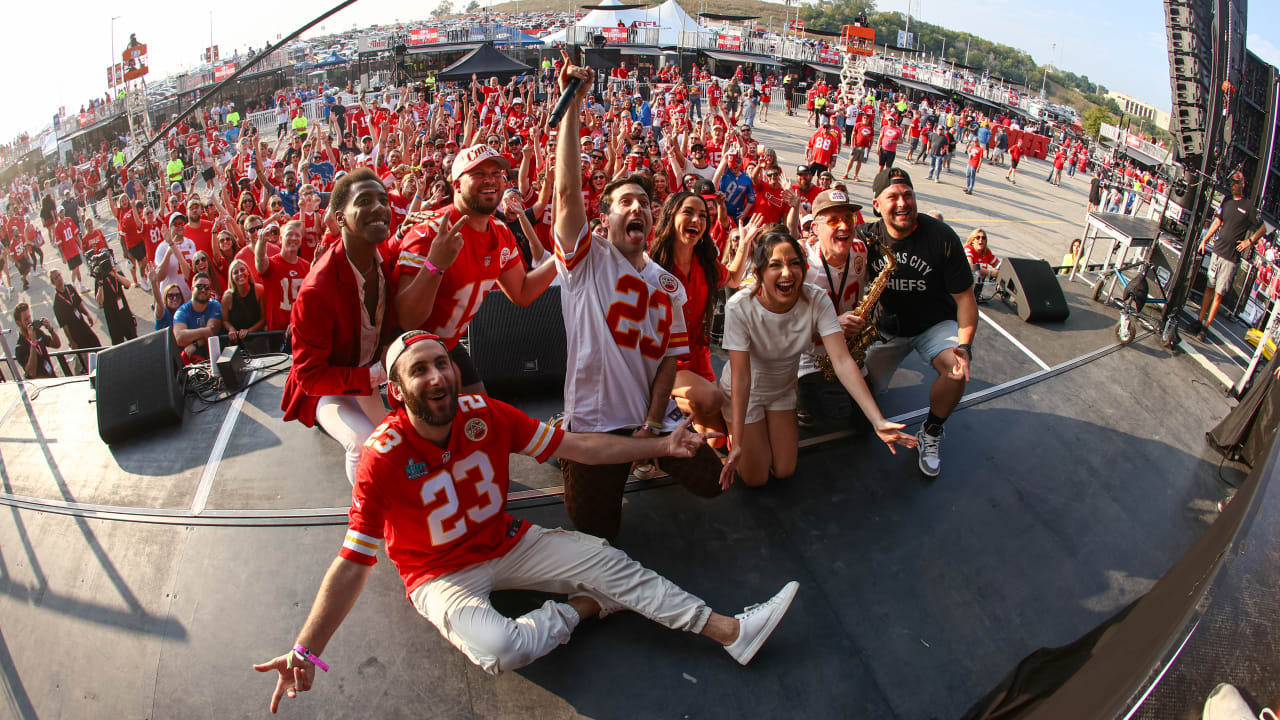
957, 343, 973, 359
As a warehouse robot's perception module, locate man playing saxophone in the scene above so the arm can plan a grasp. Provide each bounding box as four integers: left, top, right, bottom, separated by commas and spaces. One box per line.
797, 189, 881, 433
859, 168, 978, 478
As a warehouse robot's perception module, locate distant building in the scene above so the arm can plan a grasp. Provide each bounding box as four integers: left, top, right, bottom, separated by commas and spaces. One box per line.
1106, 91, 1171, 130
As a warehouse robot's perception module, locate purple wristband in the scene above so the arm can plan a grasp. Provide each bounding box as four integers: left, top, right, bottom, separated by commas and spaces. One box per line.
293, 643, 330, 672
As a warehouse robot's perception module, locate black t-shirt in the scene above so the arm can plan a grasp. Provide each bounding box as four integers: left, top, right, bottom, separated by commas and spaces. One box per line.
15, 331, 54, 379
503, 207, 540, 270
1214, 197, 1260, 263
860, 214, 973, 338
96, 274, 132, 320
928, 131, 947, 155
52, 286, 98, 347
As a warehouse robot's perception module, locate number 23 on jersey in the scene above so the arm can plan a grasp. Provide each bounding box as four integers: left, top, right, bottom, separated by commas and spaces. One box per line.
605, 274, 672, 360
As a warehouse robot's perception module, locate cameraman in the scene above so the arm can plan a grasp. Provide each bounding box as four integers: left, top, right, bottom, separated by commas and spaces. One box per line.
92, 250, 138, 344
51, 269, 101, 374
12, 302, 61, 379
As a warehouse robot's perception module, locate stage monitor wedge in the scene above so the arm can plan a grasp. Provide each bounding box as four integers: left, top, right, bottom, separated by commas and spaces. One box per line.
96, 329, 185, 444
999, 258, 1071, 323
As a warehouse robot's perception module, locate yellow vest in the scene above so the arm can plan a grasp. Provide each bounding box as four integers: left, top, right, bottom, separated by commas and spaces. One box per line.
292, 114, 309, 134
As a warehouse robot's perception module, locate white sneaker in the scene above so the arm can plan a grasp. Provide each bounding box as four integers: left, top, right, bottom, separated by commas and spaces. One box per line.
140, 278, 152, 292
725, 581, 799, 666
1203, 682, 1276, 720
917, 428, 942, 478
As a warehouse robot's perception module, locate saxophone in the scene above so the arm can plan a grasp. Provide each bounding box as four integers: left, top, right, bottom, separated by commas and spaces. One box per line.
814, 233, 897, 382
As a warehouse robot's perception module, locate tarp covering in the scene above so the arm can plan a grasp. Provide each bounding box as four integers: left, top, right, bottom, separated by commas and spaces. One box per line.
436, 43, 533, 82
541, 0, 707, 46
698, 13, 759, 21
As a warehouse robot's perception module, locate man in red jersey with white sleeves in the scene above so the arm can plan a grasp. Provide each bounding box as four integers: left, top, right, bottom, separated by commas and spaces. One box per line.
254, 330, 800, 713
390, 144, 557, 395
550, 53, 724, 541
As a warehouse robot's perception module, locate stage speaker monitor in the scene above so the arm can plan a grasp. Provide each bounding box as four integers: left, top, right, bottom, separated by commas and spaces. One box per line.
1000, 258, 1070, 323
96, 329, 185, 444
468, 285, 567, 390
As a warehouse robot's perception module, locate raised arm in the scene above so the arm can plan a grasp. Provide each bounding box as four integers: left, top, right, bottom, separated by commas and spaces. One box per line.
553, 53, 594, 248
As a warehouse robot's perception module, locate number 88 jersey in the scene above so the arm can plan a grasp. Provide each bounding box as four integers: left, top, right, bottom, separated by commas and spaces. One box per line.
341, 395, 565, 596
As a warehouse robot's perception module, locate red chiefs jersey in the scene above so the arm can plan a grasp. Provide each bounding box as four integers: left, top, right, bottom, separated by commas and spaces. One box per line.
293, 211, 324, 263
54, 218, 81, 261
341, 397, 565, 595
113, 205, 144, 248
143, 221, 165, 262
82, 229, 108, 254
704, 141, 723, 168
260, 254, 311, 331
808, 129, 840, 166
391, 206, 522, 349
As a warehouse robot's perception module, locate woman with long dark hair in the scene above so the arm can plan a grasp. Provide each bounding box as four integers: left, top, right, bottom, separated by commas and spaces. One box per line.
648, 190, 755, 439
717, 227, 914, 488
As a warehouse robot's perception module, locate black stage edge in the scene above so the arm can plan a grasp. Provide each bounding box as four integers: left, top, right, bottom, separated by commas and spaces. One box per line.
965, 410, 1280, 719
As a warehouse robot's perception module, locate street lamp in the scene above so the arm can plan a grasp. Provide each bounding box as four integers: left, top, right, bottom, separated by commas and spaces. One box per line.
111, 15, 122, 94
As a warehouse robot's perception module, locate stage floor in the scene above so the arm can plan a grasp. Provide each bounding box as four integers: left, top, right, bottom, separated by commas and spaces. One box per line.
0, 272, 1251, 719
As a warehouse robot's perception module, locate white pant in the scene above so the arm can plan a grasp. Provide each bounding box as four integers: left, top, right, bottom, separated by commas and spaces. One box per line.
315, 393, 387, 485
409, 526, 711, 674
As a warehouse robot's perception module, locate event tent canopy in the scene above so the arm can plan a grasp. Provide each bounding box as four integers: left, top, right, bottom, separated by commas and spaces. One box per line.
540, 0, 707, 46
437, 43, 533, 82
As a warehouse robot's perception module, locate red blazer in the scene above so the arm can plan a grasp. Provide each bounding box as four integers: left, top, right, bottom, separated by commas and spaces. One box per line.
281, 241, 391, 427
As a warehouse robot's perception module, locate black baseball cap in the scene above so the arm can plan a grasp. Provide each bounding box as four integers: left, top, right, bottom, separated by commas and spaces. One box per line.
872, 167, 913, 198
796, 164, 813, 175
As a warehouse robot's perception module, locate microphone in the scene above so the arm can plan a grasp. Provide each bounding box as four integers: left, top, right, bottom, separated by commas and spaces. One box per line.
547, 76, 585, 127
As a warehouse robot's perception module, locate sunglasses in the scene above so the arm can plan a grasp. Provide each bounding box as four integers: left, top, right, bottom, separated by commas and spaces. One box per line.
194, 284, 212, 291
270, 202, 283, 208
974, 234, 987, 240
592, 175, 606, 180
166, 292, 182, 300
247, 225, 263, 233
821, 213, 855, 228
264, 228, 280, 235
766, 172, 781, 178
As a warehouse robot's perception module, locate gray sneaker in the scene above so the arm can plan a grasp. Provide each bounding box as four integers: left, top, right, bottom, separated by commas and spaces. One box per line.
725, 581, 799, 666
917, 428, 942, 477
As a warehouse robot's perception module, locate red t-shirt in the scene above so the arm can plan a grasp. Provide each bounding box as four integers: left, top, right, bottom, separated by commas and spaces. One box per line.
965, 245, 997, 268
854, 123, 874, 148
753, 181, 788, 225
672, 260, 729, 383
260, 254, 312, 332
235, 242, 281, 285
185, 219, 214, 260
879, 125, 902, 151
341, 397, 565, 596
967, 144, 983, 168
391, 207, 522, 349
82, 229, 108, 254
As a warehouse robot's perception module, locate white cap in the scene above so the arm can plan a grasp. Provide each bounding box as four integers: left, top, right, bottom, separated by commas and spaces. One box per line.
450, 144, 512, 182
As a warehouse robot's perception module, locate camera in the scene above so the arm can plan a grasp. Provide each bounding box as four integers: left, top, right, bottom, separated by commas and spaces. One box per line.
88, 248, 116, 281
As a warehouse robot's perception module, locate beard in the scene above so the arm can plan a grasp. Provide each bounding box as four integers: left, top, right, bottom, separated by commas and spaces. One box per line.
461, 190, 499, 216
403, 382, 459, 427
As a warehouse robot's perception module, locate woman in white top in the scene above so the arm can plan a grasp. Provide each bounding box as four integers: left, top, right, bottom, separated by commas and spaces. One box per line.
718, 228, 915, 488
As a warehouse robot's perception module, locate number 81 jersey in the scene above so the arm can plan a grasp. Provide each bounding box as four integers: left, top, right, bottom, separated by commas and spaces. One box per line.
555, 222, 689, 433
341, 395, 565, 596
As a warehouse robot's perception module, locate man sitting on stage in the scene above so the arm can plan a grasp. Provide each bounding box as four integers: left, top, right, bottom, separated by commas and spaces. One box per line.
254, 330, 799, 713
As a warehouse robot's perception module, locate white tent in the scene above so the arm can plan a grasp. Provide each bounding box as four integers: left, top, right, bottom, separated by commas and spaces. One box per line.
540, 0, 708, 47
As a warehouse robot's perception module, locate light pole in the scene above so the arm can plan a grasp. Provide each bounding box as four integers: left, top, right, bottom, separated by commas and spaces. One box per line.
111, 15, 121, 95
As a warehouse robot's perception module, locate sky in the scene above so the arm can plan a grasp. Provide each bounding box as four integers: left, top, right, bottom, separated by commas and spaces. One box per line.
1, 0, 1277, 142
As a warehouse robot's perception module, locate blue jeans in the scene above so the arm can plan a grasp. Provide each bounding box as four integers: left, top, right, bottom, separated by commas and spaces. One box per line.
966, 166, 978, 192
928, 154, 944, 179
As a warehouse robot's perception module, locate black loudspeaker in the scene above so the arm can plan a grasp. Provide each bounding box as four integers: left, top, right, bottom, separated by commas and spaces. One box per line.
583, 48, 621, 71
468, 286, 567, 389
96, 329, 185, 444
999, 258, 1071, 322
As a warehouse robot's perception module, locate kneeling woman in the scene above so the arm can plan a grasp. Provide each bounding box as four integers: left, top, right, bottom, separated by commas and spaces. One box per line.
281, 168, 393, 485
719, 228, 915, 488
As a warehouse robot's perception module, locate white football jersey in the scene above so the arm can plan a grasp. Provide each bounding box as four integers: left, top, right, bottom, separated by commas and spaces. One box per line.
555, 222, 689, 432
798, 238, 868, 378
